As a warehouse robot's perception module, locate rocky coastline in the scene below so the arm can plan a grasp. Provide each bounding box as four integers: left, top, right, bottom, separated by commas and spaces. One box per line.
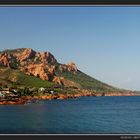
0, 91, 138, 105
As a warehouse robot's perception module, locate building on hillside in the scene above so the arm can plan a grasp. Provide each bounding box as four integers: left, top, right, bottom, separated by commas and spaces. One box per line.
39, 87, 46, 92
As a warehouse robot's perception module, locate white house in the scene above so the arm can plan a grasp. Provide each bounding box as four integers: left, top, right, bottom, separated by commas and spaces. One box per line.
50, 90, 54, 94
39, 87, 45, 92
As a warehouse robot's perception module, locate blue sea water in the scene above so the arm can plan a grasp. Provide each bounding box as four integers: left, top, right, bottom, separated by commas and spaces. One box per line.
0, 96, 140, 134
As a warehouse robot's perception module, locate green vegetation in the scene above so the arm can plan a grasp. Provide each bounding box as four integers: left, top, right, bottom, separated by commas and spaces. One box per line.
56, 70, 120, 93
10, 58, 18, 69
0, 66, 54, 88
14, 87, 39, 97
0, 64, 122, 95
16, 71, 54, 88
53, 88, 77, 94
3, 48, 26, 54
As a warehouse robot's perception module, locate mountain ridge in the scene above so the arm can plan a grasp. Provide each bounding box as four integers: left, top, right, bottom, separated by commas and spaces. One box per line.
0, 48, 131, 94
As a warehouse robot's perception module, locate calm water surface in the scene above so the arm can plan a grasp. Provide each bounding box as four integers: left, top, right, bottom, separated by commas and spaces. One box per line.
0, 96, 140, 134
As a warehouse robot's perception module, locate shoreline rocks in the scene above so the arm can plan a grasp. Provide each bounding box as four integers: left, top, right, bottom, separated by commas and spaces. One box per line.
0, 91, 138, 105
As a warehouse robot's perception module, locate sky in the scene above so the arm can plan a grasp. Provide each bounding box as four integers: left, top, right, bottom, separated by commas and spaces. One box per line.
0, 7, 140, 90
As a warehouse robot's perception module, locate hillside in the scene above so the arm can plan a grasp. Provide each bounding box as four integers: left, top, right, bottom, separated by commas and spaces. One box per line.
0, 66, 54, 88
0, 48, 124, 94
55, 69, 120, 93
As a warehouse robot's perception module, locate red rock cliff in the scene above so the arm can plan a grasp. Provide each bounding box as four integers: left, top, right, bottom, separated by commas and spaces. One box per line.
0, 48, 78, 85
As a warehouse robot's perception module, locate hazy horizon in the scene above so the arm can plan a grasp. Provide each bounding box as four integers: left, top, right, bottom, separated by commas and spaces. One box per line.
0, 7, 140, 90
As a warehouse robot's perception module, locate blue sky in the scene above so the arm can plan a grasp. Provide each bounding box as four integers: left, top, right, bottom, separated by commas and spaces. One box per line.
0, 7, 140, 90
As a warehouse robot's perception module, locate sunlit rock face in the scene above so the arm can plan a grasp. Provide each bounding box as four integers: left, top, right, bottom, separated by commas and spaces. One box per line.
59, 62, 77, 74
0, 48, 78, 85
0, 53, 12, 67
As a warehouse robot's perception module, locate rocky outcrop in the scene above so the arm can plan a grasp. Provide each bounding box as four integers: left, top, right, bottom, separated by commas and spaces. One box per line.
52, 76, 63, 85
17, 48, 36, 63
67, 62, 77, 73
41, 51, 57, 64
59, 62, 77, 74
62, 79, 81, 88
22, 63, 50, 81
0, 97, 27, 105
0, 48, 78, 85
0, 53, 11, 67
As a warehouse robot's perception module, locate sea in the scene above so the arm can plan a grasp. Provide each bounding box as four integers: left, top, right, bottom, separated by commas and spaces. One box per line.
0, 96, 140, 134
